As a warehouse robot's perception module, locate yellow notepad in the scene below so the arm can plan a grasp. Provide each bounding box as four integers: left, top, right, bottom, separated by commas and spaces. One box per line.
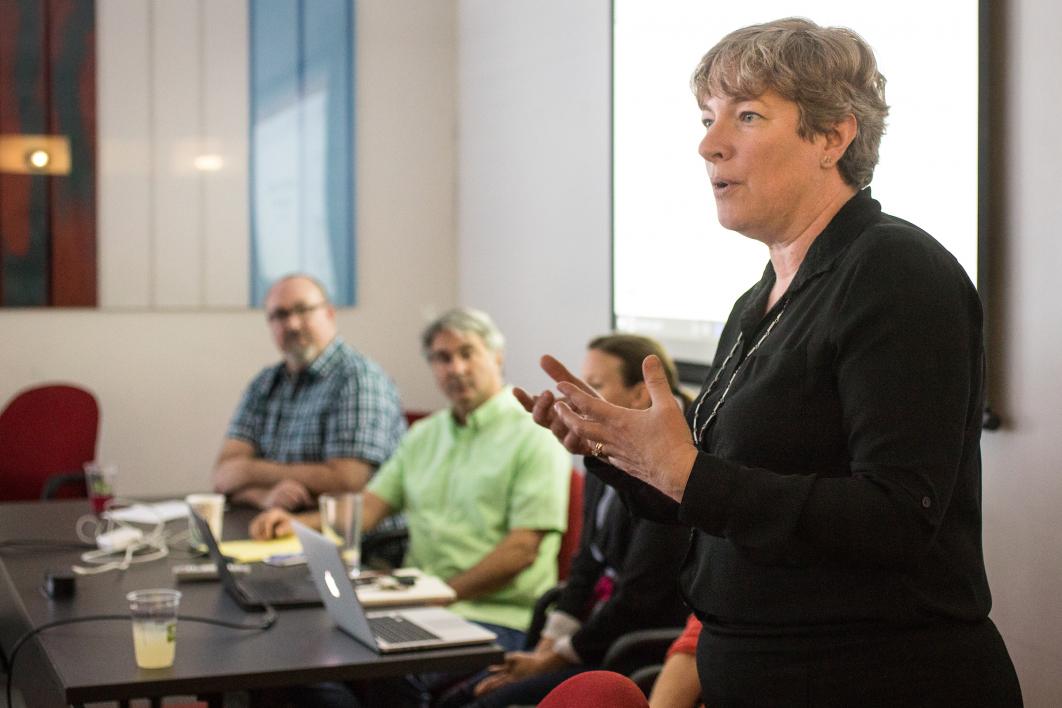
218, 535, 303, 563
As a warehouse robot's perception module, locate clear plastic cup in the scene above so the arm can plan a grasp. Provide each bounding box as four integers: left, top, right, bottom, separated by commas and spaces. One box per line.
185, 492, 225, 549
126, 589, 181, 669
319, 492, 363, 569
84, 461, 117, 515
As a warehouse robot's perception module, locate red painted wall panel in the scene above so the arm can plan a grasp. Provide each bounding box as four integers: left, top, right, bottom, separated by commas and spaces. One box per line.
48, 0, 96, 307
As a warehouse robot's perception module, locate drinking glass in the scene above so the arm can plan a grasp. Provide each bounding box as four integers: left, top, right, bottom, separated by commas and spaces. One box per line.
319, 492, 363, 569
83, 462, 117, 515
127, 589, 181, 669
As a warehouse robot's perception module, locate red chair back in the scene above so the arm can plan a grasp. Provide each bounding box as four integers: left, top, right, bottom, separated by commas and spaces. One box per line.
539, 671, 650, 708
557, 469, 584, 581
404, 409, 430, 427
0, 384, 99, 501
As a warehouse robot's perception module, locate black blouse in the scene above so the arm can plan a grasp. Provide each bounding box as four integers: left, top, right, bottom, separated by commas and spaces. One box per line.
588, 189, 991, 633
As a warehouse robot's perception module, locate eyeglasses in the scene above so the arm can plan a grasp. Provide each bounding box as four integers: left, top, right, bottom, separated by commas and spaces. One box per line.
266, 302, 326, 323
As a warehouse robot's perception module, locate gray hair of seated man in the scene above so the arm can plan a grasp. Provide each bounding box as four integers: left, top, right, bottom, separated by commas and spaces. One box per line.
421, 307, 506, 357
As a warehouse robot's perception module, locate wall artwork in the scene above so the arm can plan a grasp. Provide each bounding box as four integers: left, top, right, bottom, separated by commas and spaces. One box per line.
0, 0, 96, 307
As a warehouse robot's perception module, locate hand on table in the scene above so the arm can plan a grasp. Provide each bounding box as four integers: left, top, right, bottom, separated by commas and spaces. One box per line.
262, 478, 313, 511
249, 508, 296, 540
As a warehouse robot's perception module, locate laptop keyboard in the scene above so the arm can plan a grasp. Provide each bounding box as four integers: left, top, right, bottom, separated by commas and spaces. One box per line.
369, 615, 440, 644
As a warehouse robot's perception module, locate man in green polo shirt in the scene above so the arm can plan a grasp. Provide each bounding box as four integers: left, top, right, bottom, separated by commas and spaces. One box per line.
251, 307, 570, 648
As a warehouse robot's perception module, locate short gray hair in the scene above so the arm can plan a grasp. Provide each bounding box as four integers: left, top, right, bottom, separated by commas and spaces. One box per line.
421, 308, 506, 357
692, 17, 888, 189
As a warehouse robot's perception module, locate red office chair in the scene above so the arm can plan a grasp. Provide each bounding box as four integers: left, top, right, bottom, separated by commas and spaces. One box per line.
0, 383, 99, 501
558, 468, 584, 581
520, 468, 585, 648
539, 671, 650, 708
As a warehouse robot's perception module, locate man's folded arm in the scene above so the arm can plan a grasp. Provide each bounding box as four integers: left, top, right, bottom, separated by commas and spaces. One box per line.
212, 438, 375, 501
445, 528, 546, 601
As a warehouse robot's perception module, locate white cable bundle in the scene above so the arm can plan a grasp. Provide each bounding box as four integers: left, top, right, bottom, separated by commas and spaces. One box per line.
71, 497, 176, 575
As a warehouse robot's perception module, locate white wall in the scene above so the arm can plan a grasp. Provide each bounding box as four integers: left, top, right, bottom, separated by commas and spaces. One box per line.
979, 0, 1062, 704
97, 0, 250, 308
0, 0, 457, 496
457, 0, 612, 391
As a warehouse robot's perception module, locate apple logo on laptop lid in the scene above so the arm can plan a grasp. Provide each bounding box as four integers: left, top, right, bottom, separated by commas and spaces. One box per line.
324, 569, 342, 599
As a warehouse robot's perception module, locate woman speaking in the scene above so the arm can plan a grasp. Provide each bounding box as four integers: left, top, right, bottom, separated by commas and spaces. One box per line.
517, 18, 1022, 706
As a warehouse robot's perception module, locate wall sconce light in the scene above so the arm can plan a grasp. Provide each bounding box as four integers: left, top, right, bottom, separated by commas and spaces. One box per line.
0, 134, 72, 175
27, 148, 52, 169
193, 154, 225, 171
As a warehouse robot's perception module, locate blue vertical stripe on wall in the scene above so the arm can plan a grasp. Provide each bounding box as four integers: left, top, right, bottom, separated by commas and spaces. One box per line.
249, 0, 355, 306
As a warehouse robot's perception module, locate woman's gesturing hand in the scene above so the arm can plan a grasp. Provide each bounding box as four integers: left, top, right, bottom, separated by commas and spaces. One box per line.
513, 355, 602, 457
516, 354, 698, 502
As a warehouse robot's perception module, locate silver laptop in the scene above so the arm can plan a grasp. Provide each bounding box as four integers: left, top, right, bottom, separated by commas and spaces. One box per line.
292, 520, 497, 653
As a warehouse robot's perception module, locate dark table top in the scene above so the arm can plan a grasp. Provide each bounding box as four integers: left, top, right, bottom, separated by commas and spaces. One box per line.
0, 499, 503, 705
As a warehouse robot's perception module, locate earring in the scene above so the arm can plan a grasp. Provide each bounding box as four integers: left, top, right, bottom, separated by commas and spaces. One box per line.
822, 156, 833, 167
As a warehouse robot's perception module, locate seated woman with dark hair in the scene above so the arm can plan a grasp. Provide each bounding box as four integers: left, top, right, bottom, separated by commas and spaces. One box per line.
451, 334, 691, 708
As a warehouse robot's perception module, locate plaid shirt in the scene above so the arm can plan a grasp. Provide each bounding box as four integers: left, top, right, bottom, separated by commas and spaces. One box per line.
227, 337, 406, 467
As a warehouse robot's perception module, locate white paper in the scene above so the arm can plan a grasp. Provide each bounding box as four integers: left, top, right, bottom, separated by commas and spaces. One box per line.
104, 501, 190, 524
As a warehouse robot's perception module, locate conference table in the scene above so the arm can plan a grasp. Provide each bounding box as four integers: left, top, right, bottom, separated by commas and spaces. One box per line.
0, 499, 504, 706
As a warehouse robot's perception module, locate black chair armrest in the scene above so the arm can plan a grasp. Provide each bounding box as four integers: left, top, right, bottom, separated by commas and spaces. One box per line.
40, 471, 87, 500
523, 582, 568, 649
360, 527, 409, 571
601, 626, 684, 677
628, 663, 665, 698
361, 527, 409, 550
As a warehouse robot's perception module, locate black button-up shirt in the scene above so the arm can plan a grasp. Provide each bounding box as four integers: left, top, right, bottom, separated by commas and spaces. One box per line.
590, 189, 990, 633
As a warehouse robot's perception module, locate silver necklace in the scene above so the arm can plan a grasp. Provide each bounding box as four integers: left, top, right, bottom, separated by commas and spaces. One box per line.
690, 295, 791, 445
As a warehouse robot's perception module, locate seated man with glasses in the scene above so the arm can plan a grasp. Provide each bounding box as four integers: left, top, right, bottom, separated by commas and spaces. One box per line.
212, 273, 406, 511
